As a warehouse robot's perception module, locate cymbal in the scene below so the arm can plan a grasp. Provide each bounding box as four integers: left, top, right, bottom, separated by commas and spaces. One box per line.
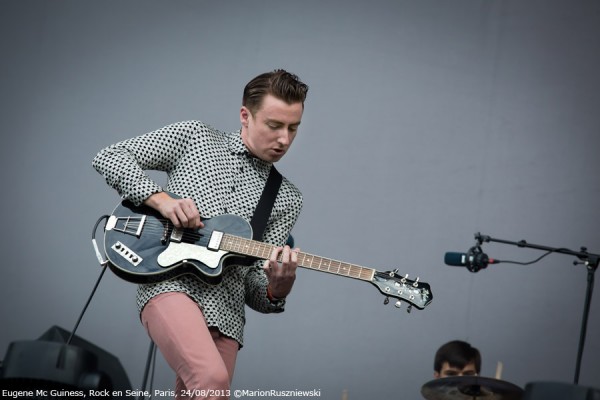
421, 376, 524, 400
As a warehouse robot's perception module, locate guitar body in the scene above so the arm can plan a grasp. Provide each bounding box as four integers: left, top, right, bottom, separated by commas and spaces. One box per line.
104, 198, 253, 284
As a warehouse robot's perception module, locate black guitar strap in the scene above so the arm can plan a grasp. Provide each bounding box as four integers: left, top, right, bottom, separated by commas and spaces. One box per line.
227, 165, 282, 267
250, 165, 282, 240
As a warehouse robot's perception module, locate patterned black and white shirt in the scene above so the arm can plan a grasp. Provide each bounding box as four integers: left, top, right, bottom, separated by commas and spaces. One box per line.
93, 120, 303, 346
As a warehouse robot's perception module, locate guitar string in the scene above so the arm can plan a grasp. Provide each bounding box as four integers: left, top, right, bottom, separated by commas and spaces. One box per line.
115, 217, 420, 286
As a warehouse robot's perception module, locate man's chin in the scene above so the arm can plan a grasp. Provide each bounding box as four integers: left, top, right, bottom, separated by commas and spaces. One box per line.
267, 151, 286, 163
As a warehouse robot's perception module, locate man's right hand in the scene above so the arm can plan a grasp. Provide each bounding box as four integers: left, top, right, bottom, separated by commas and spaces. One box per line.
144, 192, 204, 229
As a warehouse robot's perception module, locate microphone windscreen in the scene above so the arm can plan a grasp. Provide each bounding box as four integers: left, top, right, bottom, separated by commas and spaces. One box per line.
444, 252, 467, 266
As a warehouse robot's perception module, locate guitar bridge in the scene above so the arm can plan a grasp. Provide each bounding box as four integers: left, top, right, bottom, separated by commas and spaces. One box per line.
106, 215, 146, 238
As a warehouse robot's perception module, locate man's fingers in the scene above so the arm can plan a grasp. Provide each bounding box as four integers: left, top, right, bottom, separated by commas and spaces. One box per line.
281, 246, 291, 263
291, 247, 299, 264
165, 198, 203, 228
271, 246, 282, 261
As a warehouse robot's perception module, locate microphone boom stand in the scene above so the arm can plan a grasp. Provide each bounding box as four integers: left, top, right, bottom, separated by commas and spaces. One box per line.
475, 233, 599, 385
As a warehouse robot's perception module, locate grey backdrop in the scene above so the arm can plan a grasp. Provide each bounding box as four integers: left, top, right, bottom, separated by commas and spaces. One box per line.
1, 1, 599, 399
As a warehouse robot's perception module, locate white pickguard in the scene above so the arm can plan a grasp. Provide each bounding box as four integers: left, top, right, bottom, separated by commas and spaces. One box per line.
157, 242, 227, 269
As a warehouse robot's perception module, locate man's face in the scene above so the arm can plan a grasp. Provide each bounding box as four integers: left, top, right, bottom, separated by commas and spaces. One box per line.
434, 361, 478, 378
240, 94, 303, 163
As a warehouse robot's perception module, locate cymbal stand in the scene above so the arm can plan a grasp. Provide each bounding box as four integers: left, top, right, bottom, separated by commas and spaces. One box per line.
475, 233, 599, 385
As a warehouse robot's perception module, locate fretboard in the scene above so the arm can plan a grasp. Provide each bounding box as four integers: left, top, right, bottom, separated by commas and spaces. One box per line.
221, 234, 375, 281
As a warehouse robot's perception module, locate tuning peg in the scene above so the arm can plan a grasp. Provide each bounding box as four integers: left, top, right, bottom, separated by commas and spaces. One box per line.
406, 305, 413, 314
383, 297, 390, 305
401, 274, 408, 283
394, 300, 402, 308
412, 277, 420, 287
389, 268, 399, 277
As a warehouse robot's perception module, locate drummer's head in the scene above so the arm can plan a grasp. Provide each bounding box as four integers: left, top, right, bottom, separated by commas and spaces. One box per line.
433, 340, 481, 378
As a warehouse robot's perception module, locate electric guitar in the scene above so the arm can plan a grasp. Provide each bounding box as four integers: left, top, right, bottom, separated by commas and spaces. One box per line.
103, 195, 433, 310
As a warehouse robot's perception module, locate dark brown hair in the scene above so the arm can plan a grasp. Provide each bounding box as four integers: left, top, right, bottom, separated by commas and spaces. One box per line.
242, 69, 309, 115
434, 340, 482, 373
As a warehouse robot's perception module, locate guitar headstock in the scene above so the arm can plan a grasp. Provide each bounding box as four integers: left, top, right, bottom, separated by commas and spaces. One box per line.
371, 270, 433, 312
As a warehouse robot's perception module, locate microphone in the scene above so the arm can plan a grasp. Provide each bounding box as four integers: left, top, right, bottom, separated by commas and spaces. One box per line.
444, 247, 499, 272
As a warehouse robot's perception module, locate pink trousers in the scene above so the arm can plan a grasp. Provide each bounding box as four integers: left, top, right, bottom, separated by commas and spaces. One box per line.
141, 292, 239, 400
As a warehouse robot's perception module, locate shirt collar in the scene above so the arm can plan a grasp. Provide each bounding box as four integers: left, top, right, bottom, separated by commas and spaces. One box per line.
228, 129, 272, 170
228, 129, 248, 156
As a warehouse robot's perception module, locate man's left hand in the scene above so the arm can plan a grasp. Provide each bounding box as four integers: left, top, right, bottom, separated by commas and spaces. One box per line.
263, 245, 299, 299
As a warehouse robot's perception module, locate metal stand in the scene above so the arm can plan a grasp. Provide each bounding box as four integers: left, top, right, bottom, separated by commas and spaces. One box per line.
93, 215, 158, 399
139, 340, 157, 400
475, 233, 599, 384
68, 215, 112, 345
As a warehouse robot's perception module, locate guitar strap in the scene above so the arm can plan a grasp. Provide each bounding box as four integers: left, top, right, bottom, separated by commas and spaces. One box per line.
250, 165, 282, 240
227, 165, 282, 267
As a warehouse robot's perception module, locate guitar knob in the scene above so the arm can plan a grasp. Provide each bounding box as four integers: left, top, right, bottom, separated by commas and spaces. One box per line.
383, 297, 390, 305
394, 300, 402, 308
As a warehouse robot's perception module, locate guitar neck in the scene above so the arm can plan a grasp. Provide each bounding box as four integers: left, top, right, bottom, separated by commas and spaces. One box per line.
221, 234, 375, 282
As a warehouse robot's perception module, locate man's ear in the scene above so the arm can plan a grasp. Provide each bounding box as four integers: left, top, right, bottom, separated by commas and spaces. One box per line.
240, 106, 250, 127
433, 371, 440, 379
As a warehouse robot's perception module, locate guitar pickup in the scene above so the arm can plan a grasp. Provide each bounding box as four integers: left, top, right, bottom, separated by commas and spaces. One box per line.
207, 231, 224, 251
111, 241, 142, 267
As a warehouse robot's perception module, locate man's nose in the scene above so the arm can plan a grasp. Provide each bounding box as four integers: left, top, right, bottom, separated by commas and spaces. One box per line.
277, 130, 291, 146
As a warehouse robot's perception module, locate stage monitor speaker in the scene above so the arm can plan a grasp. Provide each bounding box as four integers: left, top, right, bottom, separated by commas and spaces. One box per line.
523, 381, 600, 400
0, 326, 131, 399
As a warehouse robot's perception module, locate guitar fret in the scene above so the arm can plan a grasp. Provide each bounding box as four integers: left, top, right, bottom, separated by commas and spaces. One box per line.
222, 235, 274, 260
299, 254, 373, 281
339, 263, 348, 276
259, 245, 270, 259
330, 259, 338, 274
341, 263, 349, 275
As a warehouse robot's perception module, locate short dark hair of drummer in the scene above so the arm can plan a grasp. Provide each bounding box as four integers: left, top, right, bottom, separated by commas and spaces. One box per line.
434, 340, 481, 378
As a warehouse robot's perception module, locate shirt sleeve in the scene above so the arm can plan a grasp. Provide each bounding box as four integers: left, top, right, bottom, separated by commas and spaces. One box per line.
92, 121, 198, 205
